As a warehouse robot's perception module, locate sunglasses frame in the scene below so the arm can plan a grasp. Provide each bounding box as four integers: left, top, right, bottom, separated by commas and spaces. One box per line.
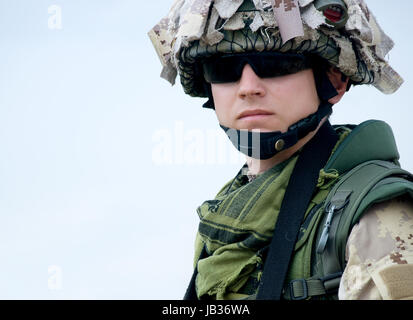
201, 52, 314, 84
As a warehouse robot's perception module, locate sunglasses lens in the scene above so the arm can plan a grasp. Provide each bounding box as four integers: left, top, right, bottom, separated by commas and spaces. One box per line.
203, 58, 241, 84
255, 55, 310, 78
203, 53, 310, 84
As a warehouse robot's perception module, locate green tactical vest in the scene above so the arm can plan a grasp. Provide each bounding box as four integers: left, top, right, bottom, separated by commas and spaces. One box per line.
282, 120, 413, 300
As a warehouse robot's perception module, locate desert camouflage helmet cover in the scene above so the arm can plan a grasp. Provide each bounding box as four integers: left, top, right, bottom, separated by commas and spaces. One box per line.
148, 0, 403, 98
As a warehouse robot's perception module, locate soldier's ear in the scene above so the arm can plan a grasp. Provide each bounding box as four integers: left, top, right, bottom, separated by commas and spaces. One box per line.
327, 67, 349, 105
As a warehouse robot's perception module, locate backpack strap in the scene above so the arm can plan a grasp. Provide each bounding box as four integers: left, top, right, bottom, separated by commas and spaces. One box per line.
284, 159, 413, 300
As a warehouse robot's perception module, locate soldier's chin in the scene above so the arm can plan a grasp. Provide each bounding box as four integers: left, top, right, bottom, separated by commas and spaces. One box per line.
236, 117, 282, 133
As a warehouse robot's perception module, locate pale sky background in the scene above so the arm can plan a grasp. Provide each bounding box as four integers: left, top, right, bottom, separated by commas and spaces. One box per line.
0, 1, 412, 299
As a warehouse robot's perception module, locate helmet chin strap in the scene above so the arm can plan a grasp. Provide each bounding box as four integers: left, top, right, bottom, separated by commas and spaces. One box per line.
210, 67, 339, 160
219, 101, 333, 160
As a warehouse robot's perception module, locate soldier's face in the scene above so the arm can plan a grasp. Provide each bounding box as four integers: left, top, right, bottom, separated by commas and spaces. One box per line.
211, 64, 320, 133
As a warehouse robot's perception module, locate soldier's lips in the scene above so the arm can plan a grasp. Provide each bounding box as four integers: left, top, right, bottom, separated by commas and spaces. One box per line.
237, 109, 274, 120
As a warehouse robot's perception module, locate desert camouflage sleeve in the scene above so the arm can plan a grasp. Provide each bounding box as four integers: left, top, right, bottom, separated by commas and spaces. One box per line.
339, 194, 413, 300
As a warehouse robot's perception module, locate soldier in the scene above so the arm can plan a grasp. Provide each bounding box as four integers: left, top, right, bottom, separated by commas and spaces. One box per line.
149, 0, 413, 300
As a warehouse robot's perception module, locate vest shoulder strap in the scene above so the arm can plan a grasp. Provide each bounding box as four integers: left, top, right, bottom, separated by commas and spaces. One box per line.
284, 159, 413, 300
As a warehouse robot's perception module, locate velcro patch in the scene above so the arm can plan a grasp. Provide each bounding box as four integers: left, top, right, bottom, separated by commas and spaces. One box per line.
376, 264, 413, 300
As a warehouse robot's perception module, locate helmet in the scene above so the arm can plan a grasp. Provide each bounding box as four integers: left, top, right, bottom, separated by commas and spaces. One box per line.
149, 0, 403, 98
149, 0, 403, 160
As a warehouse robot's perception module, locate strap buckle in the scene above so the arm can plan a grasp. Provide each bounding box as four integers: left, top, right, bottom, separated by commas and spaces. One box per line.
289, 279, 308, 300
319, 272, 343, 293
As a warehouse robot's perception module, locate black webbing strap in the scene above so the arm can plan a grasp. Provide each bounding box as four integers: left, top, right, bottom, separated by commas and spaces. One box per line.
256, 121, 338, 300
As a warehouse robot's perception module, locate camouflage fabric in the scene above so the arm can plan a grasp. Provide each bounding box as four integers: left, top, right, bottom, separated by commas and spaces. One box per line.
339, 194, 413, 300
148, 0, 403, 98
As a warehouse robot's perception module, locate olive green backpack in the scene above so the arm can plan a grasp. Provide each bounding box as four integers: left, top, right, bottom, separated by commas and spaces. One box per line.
283, 120, 413, 300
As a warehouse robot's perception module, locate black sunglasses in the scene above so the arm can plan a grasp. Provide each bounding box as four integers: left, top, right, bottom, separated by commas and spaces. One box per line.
202, 52, 313, 84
